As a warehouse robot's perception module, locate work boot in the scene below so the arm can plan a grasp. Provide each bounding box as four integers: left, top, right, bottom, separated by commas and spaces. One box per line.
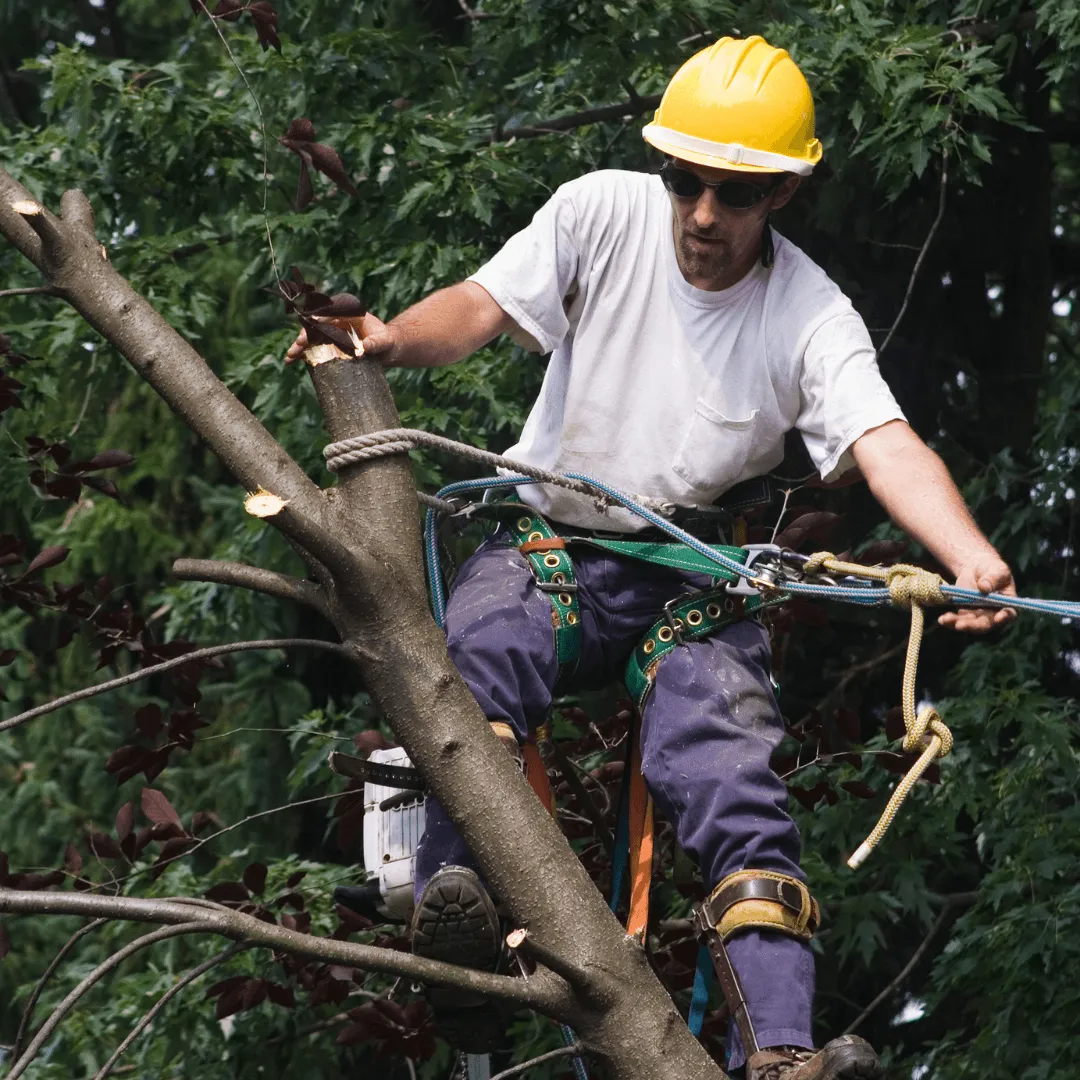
747, 1036, 882, 1080
411, 865, 507, 1053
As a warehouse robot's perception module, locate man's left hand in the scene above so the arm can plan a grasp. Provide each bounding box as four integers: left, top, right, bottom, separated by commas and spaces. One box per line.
938, 556, 1017, 633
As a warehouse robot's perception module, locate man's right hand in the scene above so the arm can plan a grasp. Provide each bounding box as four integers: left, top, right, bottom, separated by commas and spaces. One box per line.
285, 311, 396, 365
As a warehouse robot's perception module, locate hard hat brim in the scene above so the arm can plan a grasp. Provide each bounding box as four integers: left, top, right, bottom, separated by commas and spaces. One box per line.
643, 123, 816, 175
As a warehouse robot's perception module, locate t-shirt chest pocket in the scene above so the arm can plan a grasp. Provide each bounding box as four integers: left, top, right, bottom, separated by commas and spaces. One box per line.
671, 396, 760, 495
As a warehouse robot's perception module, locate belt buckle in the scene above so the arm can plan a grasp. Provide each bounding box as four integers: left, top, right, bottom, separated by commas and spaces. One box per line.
661, 595, 688, 645
536, 580, 579, 594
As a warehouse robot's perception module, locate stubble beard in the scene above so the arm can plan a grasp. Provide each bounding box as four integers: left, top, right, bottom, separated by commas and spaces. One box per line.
677, 234, 732, 283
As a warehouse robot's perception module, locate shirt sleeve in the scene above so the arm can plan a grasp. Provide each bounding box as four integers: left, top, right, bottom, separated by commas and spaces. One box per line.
467, 185, 580, 355
796, 310, 907, 481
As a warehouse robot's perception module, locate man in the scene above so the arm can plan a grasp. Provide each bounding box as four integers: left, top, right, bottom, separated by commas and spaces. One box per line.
289, 34, 1015, 1080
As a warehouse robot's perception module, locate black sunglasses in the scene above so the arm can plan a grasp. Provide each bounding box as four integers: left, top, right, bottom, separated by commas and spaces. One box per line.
659, 160, 781, 209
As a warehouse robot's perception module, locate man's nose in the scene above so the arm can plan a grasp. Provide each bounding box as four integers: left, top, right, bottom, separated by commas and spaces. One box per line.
692, 188, 722, 230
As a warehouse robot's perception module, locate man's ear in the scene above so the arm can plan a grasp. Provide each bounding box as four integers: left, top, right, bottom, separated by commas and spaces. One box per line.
769, 175, 802, 211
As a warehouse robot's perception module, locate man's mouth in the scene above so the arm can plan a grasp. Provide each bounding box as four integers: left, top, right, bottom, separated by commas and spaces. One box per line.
685, 233, 725, 246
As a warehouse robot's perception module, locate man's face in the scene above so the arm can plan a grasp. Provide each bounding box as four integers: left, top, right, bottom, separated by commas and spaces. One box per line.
666, 159, 800, 289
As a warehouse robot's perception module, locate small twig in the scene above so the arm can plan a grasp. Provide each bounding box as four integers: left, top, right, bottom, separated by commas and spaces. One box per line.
93, 942, 254, 1079
13, 918, 107, 1059
0, 638, 348, 735
6, 923, 205, 1080
405, 1059, 418, 1080
68, 348, 99, 437
172, 558, 329, 617
547, 739, 614, 854
110, 791, 348, 887
194, 1, 278, 282
0, 285, 62, 298
490, 1042, 586, 1080
456, 0, 497, 18
877, 155, 948, 359
845, 893, 975, 1033
198, 724, 352, 744
769, 486, 796, 544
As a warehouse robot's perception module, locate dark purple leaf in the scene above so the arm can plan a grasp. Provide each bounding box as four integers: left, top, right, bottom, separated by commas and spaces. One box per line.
115, 802, 135, 843
44, 475, 82, 501
841, 780, 876, 799
141, 787, 182, 828
83, 447, 131, 473
266, 982, 295, 1008
836, 707, 861, 743
135, 703, 164, 738
205, 881, 251, 903
88, 832, 123, 860
242, 862, 268, 896
24, 545, 70, 575
64, 843, 82, 874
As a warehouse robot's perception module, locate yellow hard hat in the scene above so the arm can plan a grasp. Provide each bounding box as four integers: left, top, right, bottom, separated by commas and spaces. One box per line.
643, 35, 822, 175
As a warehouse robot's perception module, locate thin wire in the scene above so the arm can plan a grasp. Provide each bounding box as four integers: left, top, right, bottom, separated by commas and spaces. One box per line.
196, 1, 280, 283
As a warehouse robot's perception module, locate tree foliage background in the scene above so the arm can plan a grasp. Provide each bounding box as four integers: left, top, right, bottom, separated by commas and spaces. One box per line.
0, 0, 1078, 1077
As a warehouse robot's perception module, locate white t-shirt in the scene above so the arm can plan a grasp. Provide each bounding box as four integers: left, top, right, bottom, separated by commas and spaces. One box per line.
468, 169, 904, 532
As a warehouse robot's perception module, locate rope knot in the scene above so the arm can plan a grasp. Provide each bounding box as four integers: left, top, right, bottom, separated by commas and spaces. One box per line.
884, 564, 947, 608
903, 704, 954, 759
803, 551, 835, 576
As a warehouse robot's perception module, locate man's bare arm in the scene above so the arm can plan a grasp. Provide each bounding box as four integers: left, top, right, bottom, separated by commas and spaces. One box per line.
850, 419, 1016, 632
285, 281, 517, 367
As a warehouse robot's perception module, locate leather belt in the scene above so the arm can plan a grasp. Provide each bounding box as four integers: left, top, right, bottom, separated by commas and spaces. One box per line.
697, 875, 819, 936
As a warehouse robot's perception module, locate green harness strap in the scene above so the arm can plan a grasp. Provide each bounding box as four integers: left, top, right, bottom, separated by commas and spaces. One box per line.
473, 501, 788, 702
624, 584, 789, 709
503, 509, 582, 685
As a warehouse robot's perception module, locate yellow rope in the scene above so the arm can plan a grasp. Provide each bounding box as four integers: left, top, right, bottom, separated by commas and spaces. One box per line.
804, 553, 953, 870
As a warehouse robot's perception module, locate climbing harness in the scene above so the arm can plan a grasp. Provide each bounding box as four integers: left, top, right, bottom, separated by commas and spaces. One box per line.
321, 425, 1080, 1059
322, 426, 1080, 867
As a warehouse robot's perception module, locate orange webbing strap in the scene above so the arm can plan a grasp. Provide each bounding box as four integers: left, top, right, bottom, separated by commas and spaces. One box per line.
522, 740, 555, 813
626, 721, 654, 942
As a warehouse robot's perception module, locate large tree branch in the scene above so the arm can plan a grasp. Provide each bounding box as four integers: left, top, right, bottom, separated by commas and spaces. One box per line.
0, 639, 348, 735
172, 558, 329, 617
0, 890, 569, 1013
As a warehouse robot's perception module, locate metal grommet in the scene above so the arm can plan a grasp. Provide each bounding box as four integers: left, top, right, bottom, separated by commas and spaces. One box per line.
516, 517, 532, 532
527, 531, 544, 543
566, 612, 579, 626
706, 603, 722, 619
543, 553, 561, 568
686, 609, 703, 627
558, 593, 573, 606
657, 626, 674, 643
643, 639, 656, 655
673, 618, 684, 631
724, 598, 735, 613
552, 572, 566, 584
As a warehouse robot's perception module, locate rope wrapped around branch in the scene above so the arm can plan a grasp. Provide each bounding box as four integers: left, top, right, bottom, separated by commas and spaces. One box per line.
325, 428, 599, 496
805, 553, 953, 869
